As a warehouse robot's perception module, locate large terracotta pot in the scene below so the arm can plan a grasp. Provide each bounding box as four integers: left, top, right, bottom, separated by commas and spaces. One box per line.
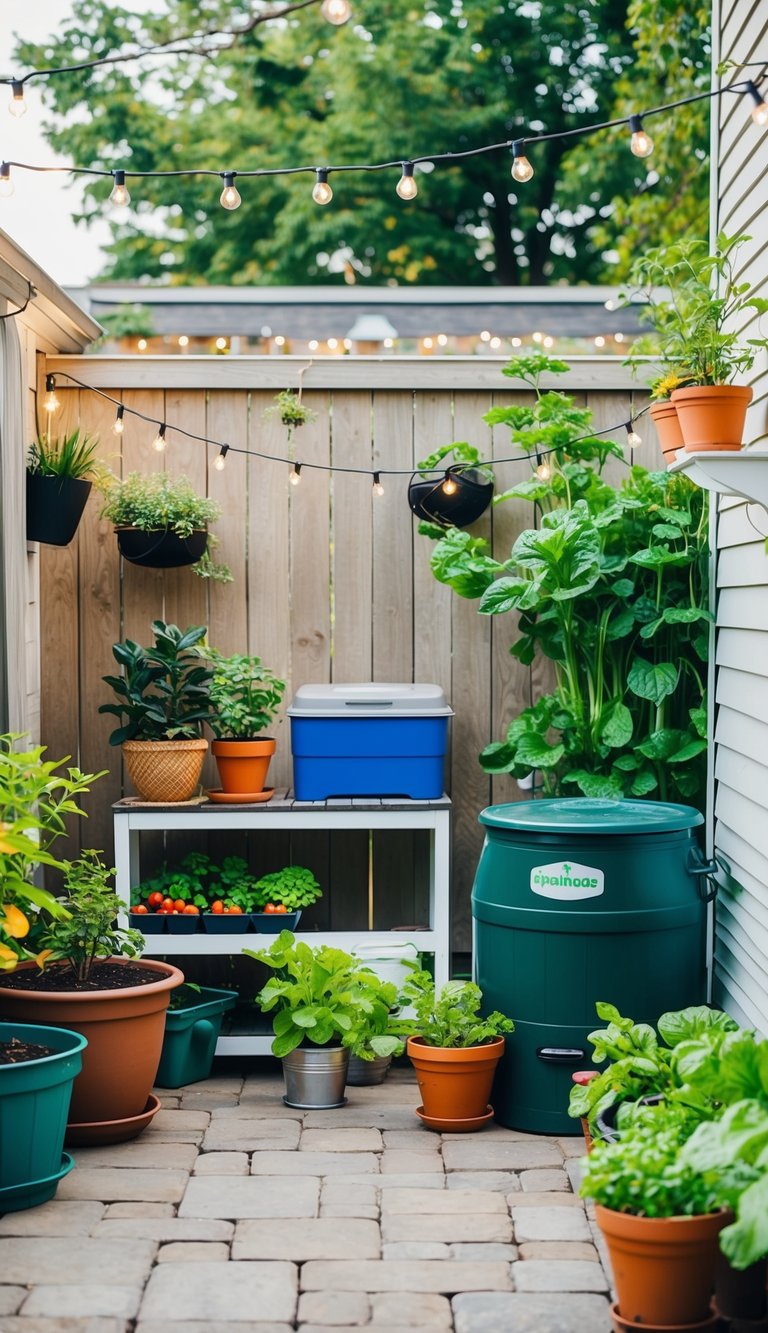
211, 738, 276, 797
407, 1035, 505, 1131
121, 737, 208, 802
595, 1203, 730, 1327
671, 384, 753, 452
0, 958, 184, 1143
649, 401, 685, 466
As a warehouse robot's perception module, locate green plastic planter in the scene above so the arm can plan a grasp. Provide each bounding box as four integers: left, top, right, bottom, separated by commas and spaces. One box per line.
0, 1021, 87, 1211
155, 986, 237, 1087
472, 798, 716, 1134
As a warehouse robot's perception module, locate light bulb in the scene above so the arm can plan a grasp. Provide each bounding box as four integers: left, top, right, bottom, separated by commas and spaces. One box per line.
112, 406, 125, 435
312, 168, 333, 205
396, 163, 418, 200
372, 472, 384, 497
43, 375, 59, 415
746, 81, 768, 126
151, 425, 167, 453
321, 0, 351, 23
9, 81, 26, 118
110, 170, 130, 207
219, 172, 241, 210
214, 445, 229, 472
626, 426, 642, 449
511, 140, 534, 183
535, 456, 552, 481
0, 163, 13, 198
442, 471, 458, 496
290, 463, 302, 486
629, 115, 653, 158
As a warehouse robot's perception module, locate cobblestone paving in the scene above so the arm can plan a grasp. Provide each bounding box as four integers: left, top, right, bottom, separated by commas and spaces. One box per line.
0, 1066, 613, 1332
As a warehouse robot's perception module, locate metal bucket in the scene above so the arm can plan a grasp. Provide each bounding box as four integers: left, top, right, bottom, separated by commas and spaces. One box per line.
346, 1054, 392, 1086
281, 1046, 349, 1109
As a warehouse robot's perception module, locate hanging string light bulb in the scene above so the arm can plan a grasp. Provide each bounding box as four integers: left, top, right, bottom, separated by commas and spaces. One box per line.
109, 170, 130, 207
510, 140, 534, 183
151, 424, 167, 452
372, 472, 385, 497
534, 451, 552, 481
745, 80, 768, 126
213, 444, 230, 472
8, 81, 26, 118
320, 0, 351, 22
43, 374, 60, 415
112, 405, 125, 435
441, 470, 458, 495
628, 114, 654, 158
289, 462, 302, 486
219, 172, 241, 210
0, 162, 13, 198
312, 168, 333, 205
626, 422, 642, 449
396, 162, 418, 200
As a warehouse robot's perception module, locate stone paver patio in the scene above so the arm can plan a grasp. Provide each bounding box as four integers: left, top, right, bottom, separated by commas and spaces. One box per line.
0, 1064, 612, 1332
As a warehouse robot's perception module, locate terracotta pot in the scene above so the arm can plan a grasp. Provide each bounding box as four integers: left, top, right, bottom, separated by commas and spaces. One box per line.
649, 400, 685, 466
121, 738, 208, 802
0, 958, 184, 1143
595, 1204, 730, 1327
609, 1299, 719, 1332
211, 738, 276, 796
671, 384, 753, 452
406, 1034, 505, 1128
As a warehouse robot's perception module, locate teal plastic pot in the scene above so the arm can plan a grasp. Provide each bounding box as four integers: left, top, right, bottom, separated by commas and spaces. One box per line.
155, 986, 237, 1087
471, 798, 715, 1133
0, 1021, 87, 1211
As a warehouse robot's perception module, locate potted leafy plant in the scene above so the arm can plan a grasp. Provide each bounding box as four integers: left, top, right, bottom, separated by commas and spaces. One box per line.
250, 864, 322, 931
101, 620, 213, 802
206, 649, 286, 800
626, 231, 768, 453
100, 471, 231, 580
26, 428, 100, 546
0, 847, 184, 1144
245, 930, 395, 1108
396, 971, 514, 1132
409, 442, 494, 529
346, 973, 405, 1087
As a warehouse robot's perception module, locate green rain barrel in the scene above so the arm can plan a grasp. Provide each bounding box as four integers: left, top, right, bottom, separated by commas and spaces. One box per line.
471, 798, 717, 1134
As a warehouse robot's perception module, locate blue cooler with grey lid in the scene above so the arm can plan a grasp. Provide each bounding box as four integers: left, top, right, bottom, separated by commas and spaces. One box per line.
288, 683, 453, 800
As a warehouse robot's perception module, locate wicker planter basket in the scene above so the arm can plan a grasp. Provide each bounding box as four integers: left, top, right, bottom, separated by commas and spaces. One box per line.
121, 739, 208, 803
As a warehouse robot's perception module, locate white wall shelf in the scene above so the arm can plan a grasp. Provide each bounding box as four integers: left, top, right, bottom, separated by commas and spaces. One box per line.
668, 452, 768, 508
113, 792, 451, 1058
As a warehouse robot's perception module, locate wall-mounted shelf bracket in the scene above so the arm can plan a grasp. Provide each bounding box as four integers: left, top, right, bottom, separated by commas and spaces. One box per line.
668, 452, 768, 509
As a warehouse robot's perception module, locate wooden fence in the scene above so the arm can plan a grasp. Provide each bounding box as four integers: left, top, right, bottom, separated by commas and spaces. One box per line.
41, 355, 655, 952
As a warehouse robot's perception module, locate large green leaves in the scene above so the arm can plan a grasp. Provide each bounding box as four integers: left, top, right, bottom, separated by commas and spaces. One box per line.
627, 658, 680, 705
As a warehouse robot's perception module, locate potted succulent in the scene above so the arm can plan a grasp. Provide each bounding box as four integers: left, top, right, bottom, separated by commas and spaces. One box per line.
206, 650, 286, 800
100, 471, 231, 580
250, 864, 323, 932
155, 982, 237, 1088
26, 428, 100, 546
245, 930, 395, 1109
626, 231, 768, 453
0, 847, 184, 1145
100, 620, 213, 802
397, 971, 514, 1132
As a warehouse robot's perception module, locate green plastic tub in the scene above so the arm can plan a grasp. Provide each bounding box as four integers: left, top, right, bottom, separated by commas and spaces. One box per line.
471, 798, 716, 1134
155, 986, 237, 1088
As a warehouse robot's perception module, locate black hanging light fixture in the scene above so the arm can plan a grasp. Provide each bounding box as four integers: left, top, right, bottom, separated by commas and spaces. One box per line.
408, 464, 494, 528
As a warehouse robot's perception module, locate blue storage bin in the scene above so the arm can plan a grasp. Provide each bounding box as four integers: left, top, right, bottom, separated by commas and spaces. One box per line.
288, 683, 452, 800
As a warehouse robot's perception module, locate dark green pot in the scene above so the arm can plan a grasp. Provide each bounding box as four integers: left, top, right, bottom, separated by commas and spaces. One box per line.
155, 986, 237, 1088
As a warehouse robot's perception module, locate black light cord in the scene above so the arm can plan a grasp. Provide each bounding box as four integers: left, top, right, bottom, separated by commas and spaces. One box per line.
0, 280, 34, 319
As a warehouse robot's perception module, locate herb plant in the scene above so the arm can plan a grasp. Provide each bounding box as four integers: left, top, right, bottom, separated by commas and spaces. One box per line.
100, 620, 213, 744
27, 429, 100, 480
34, 849, 144, 983
396, 972, 514, 1048
100, 472, 231, 582
207, 651, 285, 739
265, 389, 317, 431
252, 866, 322, 911
421, 354, 710, 805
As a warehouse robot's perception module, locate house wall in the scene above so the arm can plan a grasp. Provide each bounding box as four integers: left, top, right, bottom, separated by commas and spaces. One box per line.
711, 4, 768, 1029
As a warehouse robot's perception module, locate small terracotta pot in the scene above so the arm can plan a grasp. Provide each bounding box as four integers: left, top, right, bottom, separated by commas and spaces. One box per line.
649, 400, 685, 465
595, 1204, 730, 1327
406, 1035, 505, 1127
671, 384, 753, 452
609, 1299, 720, 1332
211, 738, 276, 796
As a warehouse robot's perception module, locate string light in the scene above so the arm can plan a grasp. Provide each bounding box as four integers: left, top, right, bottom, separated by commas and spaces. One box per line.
213, 444, 230, 471
151, 424, 167, 452
8, 81, 26, 118
745, 80, 768, 125
372, 472, 385, 497
511, 140, 534, 183
628, 114, 654, 158
320, 0, 352, 23
626, 423, 642, 449
109, 170, 130, 207
535, 452, 552, 482
441, 470, 458, 496
43, 373, 59, 415
0, 162, 13, 198
289, 462, 302, 485
396, 162, 418, 200
312, 168, 333, 205
112, 405, 125, 435
219, 171, 241, 210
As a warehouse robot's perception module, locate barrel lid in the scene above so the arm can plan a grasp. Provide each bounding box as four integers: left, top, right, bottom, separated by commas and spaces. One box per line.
479, 797, 703, 834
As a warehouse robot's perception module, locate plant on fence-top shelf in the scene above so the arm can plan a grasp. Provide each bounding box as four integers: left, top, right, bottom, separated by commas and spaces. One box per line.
420, 353, 710, 807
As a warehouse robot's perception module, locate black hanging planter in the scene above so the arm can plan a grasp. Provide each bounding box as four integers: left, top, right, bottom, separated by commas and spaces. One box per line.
408, 466, 494, 529
26, 474, 92, 547
116, 527, 208, 569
